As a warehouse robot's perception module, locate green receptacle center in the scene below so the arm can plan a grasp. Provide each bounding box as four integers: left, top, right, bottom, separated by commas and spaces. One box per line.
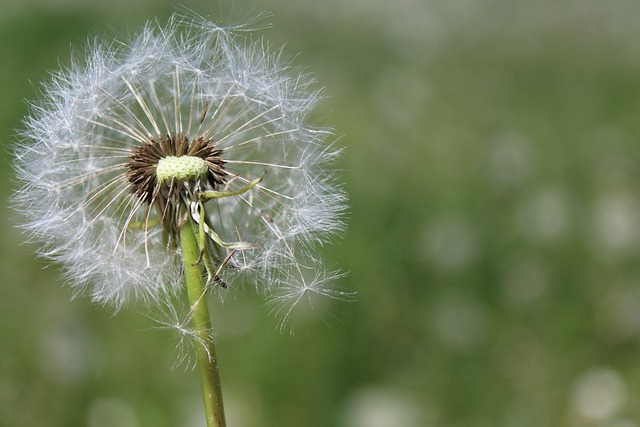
156, 156, 209, 183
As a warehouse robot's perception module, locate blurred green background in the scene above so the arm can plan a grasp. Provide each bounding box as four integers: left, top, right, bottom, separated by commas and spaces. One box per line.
3, 1, 640, 426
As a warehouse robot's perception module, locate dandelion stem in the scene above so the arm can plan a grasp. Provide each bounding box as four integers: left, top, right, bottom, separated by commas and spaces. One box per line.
180, 220, 227, 427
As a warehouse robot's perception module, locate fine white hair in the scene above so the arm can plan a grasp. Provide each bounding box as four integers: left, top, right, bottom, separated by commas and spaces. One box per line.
13, 14, 349, 331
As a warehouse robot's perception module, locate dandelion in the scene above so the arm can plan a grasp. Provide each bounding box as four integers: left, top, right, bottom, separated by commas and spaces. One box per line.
13, 13, 348, 427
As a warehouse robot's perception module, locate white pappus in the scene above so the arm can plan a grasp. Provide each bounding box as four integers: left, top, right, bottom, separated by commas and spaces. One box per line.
12, 13, 350, 338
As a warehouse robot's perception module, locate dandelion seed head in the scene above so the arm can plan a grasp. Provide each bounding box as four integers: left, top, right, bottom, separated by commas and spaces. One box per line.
13, 13, 348, 330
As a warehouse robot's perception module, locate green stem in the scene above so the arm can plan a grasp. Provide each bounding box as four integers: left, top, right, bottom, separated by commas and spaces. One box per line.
180, 220, 227, 427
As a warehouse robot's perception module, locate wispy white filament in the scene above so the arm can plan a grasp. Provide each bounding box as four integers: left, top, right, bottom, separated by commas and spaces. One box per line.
13, 14, 348, 333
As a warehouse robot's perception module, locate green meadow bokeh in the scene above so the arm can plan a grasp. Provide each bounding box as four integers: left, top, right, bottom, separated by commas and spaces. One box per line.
3, 1, 640, 426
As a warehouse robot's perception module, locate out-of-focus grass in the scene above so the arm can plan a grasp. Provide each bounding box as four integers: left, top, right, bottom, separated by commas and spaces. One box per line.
3, 1, 640, 427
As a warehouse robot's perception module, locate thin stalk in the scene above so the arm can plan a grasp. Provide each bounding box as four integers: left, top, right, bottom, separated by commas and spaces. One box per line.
180, 220, 227, 427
